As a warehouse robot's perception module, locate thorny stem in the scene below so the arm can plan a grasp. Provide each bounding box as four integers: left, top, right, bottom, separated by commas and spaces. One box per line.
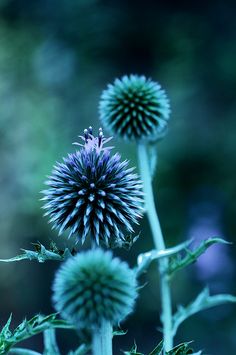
92, 319, 113, 355
137, 143, 173, 351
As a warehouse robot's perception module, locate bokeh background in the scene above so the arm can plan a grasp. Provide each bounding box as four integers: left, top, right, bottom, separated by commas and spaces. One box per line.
0, 0, 236, 354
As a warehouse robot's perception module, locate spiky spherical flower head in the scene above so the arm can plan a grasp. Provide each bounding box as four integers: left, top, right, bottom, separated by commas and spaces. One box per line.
41, 127, 143, 247
99, 75, 170, 142
52, 249, 138, 329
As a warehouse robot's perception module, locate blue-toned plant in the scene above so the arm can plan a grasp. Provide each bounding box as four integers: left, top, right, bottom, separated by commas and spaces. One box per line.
41, 127, 143, 247
0, 75, 235, 355
53, 249, 137, 355
99, 75, 170, 141
100, 75, 173, 350
99, 74, 236, 353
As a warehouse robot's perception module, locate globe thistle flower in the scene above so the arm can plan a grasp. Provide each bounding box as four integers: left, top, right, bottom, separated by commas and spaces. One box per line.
41, 127, 143, 247
52, 249, 138, 329
99, 74, 170, 142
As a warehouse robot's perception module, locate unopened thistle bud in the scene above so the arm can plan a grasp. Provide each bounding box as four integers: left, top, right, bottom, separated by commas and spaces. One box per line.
41, 127, 143, 247
99, 74, 170, 142
52, 249, 138, 329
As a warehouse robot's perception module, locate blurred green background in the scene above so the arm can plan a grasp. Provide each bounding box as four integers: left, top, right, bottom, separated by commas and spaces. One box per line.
0, 0, 236, 354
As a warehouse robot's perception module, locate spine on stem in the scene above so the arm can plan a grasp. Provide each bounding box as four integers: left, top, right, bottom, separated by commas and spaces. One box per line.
137, 143, 173, 351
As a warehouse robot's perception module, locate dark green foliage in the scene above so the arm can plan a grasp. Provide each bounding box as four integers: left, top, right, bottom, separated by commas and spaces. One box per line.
172, 287, 236, 337
0, 314, 73, 354
168, 238, 230, 277
123, 341, 144, 355
166, 342, 201, 355
52, 249, 138, 329
0, 242, 74, 264
123, 340, 201, 355
99, 75, 170, 142
135, 240, 191, 277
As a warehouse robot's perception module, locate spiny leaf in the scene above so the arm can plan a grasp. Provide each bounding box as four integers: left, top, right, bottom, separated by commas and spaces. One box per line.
67, 344, 89, 355
122, 233, 140, 251
113, 328, 128, 337
0, 255, 29, 263
123, 342, 143, 355
0, 242, 74, 264
9, 348, 42, 355
149, 340, 163, 354
166, 341, 200, 354
0, 313, 74, 354
168, 237, 230, 277
136, 240, 192, 277
0, 314, 12, 339
172, 287, 236, 336
123, 341, 200, 355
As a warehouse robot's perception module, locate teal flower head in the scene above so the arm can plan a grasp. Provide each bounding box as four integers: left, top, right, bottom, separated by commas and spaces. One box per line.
52, 249, 138, 329
99, 75, 170, 142
41, 127, 143, 248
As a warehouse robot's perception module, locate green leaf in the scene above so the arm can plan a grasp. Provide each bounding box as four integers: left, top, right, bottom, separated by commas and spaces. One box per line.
172, 287, 236, 336
166, 342, 199, 354
0, 242, 74, 264
0, 254, 30, 262
121, 233, 140, 250
136, 240, 192, 277
168, 238, 230, 277
149, 340, 163, 354
123, 342, 144, 355
113, 328, 128, 337
0, 313, 74, 354
123, 341, 201, 355
9, 348, 42, 355
67, 344, 89, 355
0, 314, 12, 339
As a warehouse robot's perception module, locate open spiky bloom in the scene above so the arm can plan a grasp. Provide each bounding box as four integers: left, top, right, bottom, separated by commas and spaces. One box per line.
52, 249, 138, 329
42, 127, 143, 247
99, 74, 170, 141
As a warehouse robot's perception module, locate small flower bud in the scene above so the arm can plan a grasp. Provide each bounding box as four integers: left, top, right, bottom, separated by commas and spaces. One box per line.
99, 74, 170, 142
52, 249, 138, 329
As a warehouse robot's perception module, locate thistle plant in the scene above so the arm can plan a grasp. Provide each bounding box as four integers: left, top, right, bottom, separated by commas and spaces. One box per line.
53, 249, 137, 355
99, 74, 236, 353
100, 74, 173, 350
0, 76, 235, 355
99, 75, 170, 141
41, 127, 143, 247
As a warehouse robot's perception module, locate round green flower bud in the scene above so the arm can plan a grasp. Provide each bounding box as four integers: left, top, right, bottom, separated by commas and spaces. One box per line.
52, 249, 138, 329
99, 74, 170, 142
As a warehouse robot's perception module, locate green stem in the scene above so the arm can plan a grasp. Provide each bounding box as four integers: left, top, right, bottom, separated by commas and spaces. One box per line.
43, 328, 61, 354
92, 319, 113, 355
137, 143, 173, 351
